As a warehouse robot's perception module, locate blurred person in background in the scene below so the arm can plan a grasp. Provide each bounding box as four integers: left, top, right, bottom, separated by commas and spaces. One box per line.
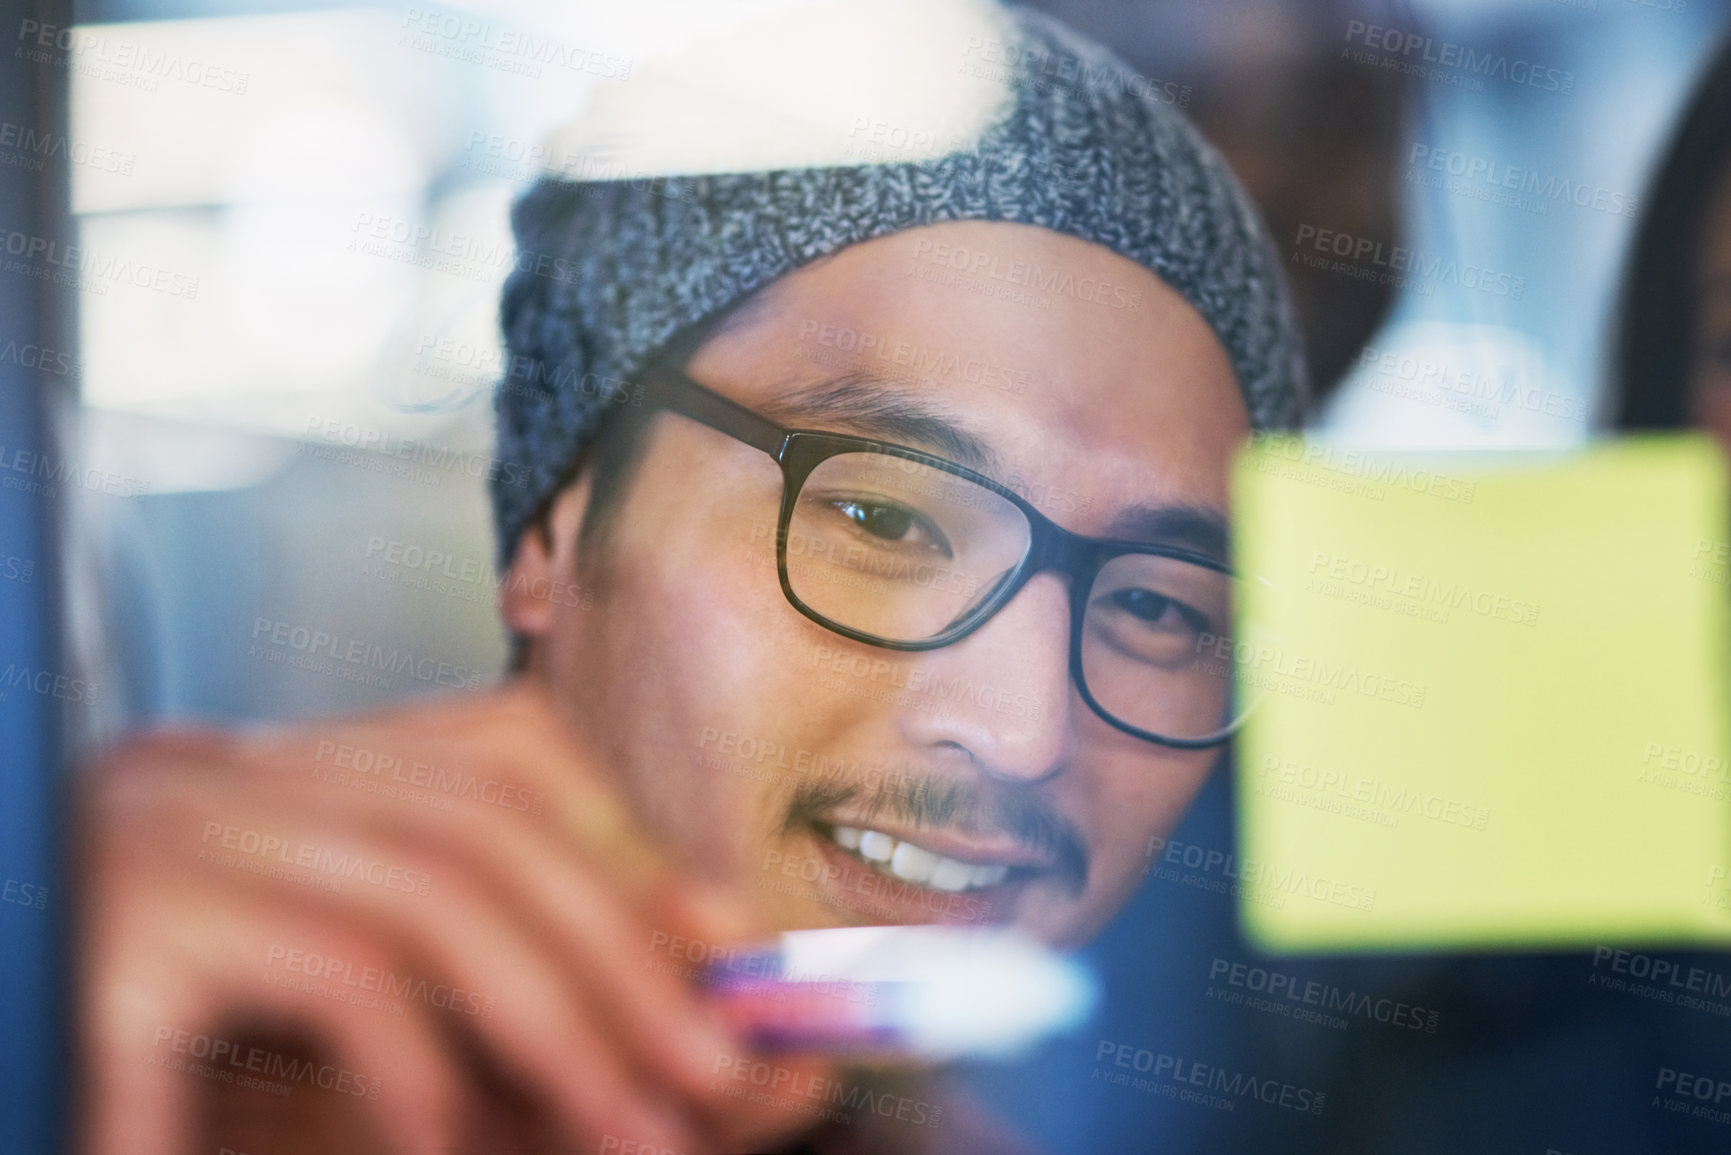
1616, 34, 1731, 438
73, 4, 1307, 1153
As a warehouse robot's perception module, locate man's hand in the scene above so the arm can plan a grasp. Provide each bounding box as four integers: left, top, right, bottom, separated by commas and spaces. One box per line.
75, 682, 833, 1154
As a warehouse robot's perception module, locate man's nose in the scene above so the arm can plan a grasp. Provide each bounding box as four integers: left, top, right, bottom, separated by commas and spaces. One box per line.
898, 572, 1076, 783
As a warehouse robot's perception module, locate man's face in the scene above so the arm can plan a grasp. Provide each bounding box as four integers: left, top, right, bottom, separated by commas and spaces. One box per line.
507, 219, 1249, 949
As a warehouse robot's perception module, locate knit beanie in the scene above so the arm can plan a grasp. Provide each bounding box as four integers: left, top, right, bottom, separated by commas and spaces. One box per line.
491, 1, 1309, 566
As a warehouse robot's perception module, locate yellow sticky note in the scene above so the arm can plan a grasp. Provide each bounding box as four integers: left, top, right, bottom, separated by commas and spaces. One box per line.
1231, 436, 1731, 951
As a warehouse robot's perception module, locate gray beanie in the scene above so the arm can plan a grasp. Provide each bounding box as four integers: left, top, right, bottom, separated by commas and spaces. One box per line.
492, 4, 1309, 566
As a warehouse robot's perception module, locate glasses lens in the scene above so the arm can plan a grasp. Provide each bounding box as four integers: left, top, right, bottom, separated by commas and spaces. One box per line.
784, 452, 1030, 642
1080, 552, 1244, 742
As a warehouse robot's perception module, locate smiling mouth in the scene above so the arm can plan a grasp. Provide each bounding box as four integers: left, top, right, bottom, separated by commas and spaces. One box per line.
816, 822, 1025, 893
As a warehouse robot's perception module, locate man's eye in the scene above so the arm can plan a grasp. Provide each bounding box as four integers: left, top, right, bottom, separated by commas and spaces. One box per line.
828, 498, 952, 556
1108, 587, 1198, 631
834, 499, 916, 542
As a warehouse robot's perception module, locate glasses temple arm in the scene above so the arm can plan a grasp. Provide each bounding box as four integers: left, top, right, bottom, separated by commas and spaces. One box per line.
640, 366, 788, 458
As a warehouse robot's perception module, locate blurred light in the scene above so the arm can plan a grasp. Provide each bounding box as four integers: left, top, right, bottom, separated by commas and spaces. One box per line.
67, 8, 528, 470
544, 0, 1013, 177
1322, 321, 1587, 448
69, 10, 440, 214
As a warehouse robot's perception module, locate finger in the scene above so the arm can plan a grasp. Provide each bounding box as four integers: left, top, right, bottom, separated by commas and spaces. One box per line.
75, 951, 199, 1155
80, 871, 468, 1155
154, 715, 763, 1111
149, 803, 703, 1151
697, 1051, 851, 1154
191, 902, 469, 1155
343, 783, 752, 1106
93, 698, 737, 1145
257, 683, 675, 890
137, 747, 745, 1112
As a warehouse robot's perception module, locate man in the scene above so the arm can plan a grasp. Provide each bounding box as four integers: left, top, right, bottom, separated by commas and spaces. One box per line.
76, 4, 1307, 1152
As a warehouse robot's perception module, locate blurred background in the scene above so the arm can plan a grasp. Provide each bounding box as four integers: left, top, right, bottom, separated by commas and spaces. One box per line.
4, 0, 1730, 1150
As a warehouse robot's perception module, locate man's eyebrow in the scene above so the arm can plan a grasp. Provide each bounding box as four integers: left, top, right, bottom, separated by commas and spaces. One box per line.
757, 373, 1002, 474
755, 373, 1227, 557
1103, 503, 1230, 561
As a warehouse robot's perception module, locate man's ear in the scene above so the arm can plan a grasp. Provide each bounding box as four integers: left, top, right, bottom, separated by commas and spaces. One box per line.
501, 474, 593, 639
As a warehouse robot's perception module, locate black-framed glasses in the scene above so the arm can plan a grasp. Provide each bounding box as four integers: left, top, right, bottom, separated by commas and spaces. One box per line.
637, 365, 1253, 749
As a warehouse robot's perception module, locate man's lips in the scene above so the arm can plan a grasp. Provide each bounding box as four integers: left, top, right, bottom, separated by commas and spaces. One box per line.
811, 815, 1055, 894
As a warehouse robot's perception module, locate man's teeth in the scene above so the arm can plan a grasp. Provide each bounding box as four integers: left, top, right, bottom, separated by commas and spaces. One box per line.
828, 826, 1011, 892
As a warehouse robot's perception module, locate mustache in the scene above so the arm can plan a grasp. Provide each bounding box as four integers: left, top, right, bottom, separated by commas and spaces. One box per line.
782, 767, 1091, 894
